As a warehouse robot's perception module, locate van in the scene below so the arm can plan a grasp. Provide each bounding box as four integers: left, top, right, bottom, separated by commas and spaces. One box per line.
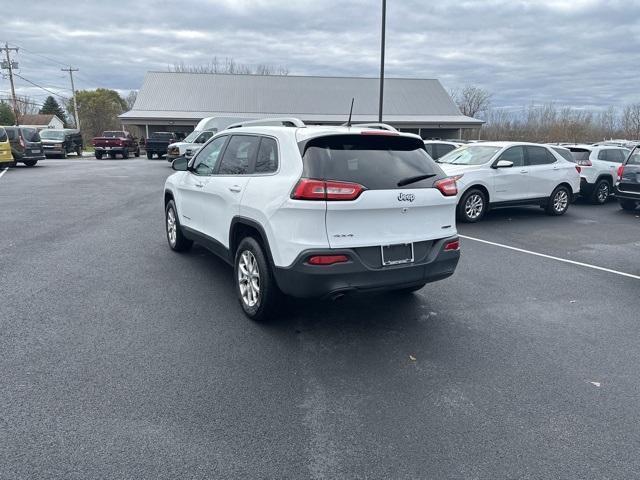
166, 116, 252, 161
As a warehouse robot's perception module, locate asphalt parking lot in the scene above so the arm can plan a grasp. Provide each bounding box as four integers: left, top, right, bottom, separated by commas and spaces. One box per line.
1, 158, 639, 479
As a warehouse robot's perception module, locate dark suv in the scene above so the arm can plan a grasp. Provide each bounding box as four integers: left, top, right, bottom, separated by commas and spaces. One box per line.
614, 147, 640, 211
2, 126, 45, 167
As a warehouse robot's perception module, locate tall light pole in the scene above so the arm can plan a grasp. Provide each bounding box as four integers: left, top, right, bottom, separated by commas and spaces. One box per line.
378, 0, 386, 122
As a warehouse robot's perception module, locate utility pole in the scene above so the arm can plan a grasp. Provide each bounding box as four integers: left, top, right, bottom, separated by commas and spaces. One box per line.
62, 67, 80, 129
1, 43, 20, 125
378, 0, 386, 122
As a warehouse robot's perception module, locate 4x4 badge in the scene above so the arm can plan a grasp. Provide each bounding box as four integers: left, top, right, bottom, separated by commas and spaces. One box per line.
397, 193, 415, 202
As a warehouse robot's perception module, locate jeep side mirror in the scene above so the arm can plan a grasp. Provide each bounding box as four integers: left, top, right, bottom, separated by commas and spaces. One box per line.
172, 157, 189, 171
493, 159, 514, 169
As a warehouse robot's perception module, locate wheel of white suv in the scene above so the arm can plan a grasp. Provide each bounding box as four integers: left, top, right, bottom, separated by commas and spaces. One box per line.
165, 200, 192, 252
590, 179, 610, 205
234, 237, 279, 321
458, 188, 487, 223
546, 186, 570, 216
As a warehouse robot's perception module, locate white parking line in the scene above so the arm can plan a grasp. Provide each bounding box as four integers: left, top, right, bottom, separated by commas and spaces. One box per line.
0, 168, 8, 180
460, 234, 640, 281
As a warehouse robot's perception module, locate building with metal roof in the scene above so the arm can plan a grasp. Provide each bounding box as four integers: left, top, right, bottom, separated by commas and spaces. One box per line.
120, 72, 483, 139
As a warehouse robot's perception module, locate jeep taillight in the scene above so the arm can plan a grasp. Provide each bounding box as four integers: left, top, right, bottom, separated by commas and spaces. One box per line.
618, 164, 625, 180
291, 179, 365, 201
307, 254, 349, 265
434, 177, 458, 196
576, 159, 592, 166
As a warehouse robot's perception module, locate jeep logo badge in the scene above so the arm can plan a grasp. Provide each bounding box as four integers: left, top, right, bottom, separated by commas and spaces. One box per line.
397, 193, 415, 202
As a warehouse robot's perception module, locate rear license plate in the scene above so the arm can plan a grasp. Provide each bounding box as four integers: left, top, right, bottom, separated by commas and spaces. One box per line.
381, 243, 414, 266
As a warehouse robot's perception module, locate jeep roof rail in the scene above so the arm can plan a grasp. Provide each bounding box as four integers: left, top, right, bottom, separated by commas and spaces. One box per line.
227, 117, 306, 129
342, 122, 398, 132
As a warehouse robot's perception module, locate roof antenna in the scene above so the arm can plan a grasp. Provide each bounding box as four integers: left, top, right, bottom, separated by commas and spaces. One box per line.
346, 97, 355, 127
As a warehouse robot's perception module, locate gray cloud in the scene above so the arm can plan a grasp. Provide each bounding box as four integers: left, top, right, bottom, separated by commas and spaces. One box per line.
2, 0, 639, 110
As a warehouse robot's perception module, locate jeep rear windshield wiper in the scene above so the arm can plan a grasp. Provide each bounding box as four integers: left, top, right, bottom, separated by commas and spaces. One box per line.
397, 173, 436, 187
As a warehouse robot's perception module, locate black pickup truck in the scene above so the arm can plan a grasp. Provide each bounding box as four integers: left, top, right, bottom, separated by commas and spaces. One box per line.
145, 132, 177, 159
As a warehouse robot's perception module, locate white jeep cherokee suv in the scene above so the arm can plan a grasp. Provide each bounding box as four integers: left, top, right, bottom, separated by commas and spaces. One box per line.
163, 119, 461, 320
565, 145, 630, 204
436, 142, 581, 222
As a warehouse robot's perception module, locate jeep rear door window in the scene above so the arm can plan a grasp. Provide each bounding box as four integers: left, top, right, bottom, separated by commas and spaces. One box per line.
301, 134, 442, 190
0, 128, 7, 142
217, 135, 260, 175
255, 137, 278, 173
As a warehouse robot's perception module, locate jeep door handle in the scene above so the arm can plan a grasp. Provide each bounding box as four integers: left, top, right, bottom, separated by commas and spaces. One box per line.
194, 183, 204, 188
519, 169, 528, 174
229, 185, 242, 193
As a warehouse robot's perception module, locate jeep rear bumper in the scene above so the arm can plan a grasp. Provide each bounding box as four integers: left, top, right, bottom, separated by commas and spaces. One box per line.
272, 236, 460, 298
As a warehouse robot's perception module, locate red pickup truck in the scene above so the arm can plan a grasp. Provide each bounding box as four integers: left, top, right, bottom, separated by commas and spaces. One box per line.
92, 131, 140, 159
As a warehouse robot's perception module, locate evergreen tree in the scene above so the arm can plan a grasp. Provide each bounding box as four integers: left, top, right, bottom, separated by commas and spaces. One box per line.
0, 102, 15, 125
39, 96, 68, 127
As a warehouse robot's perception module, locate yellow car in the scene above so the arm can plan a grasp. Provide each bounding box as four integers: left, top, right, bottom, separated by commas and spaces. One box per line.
0, 126, 14, 166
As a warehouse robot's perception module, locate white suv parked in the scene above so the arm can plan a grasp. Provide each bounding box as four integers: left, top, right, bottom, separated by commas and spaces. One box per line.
565, 145, 630, 204
436, 142, 581, 222
164, 119, 461, 320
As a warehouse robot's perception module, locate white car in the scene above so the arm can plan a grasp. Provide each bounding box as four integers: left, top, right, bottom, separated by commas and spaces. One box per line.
423, 140, 461, 160
565, 145, 630, 204
166, 116, 252, 162
164, 119, 461, 320
437, 142, 581, 222
166, 130, 215, 161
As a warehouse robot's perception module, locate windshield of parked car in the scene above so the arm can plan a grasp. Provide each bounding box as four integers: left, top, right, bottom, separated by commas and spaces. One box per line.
39, 130, 65, 140
20, 128, 40, 142
183, 131, 202, 143
437, 145, 501, 165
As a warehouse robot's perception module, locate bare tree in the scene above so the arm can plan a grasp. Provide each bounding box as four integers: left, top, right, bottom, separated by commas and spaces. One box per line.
170, 57, 289, 76
622, 103, 640, 140
124, 90, 138, 110
450, 85, 492, 118
14, 95, 40, 116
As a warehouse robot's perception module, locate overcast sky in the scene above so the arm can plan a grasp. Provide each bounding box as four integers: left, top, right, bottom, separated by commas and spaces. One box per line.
2, 0, 639, 112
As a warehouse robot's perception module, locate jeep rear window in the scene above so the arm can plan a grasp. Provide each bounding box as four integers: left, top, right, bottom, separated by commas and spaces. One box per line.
301, 134, 442, 190
0, 127, 6, 142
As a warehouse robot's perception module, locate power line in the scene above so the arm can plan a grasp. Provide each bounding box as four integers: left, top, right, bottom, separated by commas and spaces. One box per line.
8, 43, 69, 68
12, 73, 69, 100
